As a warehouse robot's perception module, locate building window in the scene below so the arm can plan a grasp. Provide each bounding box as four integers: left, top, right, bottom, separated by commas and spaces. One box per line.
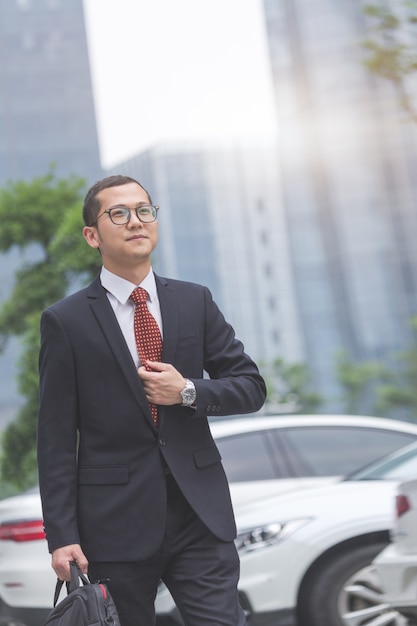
271, 329, 280, 344
46, 0, 61, 9
260, 230, 269, 245
21, 32, 36, 52
16, 0, 32, 10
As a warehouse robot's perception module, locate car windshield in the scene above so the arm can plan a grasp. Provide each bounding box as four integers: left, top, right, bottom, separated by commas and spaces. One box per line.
346, 444, 417, 481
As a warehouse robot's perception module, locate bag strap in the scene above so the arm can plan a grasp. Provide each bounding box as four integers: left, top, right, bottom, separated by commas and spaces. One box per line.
53, 562, 91, 606
68, 561, 90, 591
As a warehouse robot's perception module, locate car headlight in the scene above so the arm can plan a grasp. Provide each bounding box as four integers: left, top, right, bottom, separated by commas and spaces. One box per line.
235, 518, 312, 553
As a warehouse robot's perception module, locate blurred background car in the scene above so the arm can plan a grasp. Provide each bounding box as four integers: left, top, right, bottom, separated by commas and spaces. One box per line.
211, 414, 417, 499
359, 478, 417, 626
3, 414, 417, 626
156, 440, 417, 626
0, 487, 50, 626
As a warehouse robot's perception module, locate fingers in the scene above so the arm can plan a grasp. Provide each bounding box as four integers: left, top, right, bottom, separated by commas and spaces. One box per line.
137, 363, 185, 405
138, 361, 181, 376
51, 544, 89, 581
141, 361, 169, 373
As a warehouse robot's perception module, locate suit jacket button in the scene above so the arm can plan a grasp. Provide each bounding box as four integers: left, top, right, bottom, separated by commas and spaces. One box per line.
159, 439, 166, 446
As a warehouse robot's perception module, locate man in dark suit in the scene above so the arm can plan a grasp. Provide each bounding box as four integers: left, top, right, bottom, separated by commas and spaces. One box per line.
37, 175, 266, 626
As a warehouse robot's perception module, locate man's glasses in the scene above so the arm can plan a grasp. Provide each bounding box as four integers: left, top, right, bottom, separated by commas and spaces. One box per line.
92, 205, 159, 225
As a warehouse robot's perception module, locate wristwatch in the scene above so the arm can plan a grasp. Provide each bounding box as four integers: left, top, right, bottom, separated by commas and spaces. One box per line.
181, 379, 197, 407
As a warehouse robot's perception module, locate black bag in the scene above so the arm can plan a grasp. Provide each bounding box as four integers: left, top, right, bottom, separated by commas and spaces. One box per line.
43, 562, 120, 626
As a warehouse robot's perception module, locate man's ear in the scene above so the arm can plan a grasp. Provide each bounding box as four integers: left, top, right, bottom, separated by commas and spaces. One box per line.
83, 226, 100, 249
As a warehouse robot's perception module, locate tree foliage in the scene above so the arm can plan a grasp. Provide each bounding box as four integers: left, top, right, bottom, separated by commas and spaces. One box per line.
335, 350, 388, 415
376, 317, 417, 418
0, 169, 101, 491
363, 1, 417, 122
260, 357, 323, 414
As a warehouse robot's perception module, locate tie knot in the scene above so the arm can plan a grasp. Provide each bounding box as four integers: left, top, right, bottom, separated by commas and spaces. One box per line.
130, 287, 149, 305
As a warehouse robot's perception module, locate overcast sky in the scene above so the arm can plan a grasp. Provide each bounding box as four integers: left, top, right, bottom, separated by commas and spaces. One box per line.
83, 0, 278, 168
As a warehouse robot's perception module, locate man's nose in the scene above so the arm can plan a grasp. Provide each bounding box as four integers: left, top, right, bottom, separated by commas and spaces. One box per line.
127, 209, 143, 226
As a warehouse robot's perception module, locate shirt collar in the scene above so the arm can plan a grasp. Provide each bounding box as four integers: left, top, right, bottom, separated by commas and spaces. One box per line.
100, 266, 158, 305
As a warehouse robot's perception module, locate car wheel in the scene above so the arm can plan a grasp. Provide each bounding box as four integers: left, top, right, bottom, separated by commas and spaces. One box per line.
341, 563, 412, 626
297, 541, 397, 626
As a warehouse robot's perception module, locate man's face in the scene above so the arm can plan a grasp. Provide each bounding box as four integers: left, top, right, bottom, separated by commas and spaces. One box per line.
83, 182, 158, 275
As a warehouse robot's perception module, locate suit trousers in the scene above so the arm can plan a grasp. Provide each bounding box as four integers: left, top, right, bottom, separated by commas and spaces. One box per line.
88, 472, 246, 626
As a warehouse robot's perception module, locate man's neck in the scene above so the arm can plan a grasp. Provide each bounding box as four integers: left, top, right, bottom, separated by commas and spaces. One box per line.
103, 262, 151, 286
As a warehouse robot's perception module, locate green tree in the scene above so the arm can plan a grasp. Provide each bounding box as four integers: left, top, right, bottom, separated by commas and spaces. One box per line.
260, 357, 323, 414
0, 169, 100, 491
376, 317, 417, 419
363, 1, 417, 123
335, 350, 388, 415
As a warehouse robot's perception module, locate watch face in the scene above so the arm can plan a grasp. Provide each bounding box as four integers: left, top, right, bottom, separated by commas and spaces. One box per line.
182, 383, 196, 404
183, 389, 194, 402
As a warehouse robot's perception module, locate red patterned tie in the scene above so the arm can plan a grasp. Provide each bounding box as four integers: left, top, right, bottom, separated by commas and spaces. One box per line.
130, 287, 162, 426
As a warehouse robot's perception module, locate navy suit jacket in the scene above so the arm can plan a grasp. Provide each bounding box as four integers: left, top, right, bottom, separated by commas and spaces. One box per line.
37, 274, 266, 561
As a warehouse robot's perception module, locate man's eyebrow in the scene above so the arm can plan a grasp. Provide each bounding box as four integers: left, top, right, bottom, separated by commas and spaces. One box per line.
109, 202, 150, 209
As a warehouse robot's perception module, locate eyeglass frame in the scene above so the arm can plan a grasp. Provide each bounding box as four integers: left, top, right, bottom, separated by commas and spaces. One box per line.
91, 204, 159, 226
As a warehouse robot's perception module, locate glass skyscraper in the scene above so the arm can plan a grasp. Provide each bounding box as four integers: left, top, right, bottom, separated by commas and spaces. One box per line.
0, 0, 101, 183
0, 0, 102, 423
261, 0, 417, 404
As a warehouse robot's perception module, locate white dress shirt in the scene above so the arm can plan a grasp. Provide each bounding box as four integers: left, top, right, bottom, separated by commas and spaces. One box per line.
100, 266, 163, 367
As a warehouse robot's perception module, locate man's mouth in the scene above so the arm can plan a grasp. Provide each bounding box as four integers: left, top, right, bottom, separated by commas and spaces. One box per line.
127, 234, 147, 241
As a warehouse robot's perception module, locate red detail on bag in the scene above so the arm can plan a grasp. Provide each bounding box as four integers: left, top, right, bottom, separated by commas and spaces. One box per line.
99, 584, 107, 600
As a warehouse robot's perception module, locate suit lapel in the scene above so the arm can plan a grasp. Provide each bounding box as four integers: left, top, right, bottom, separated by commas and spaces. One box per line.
154, 275, 180, 430
155, 274, 180, 365
86, 277, 152, 420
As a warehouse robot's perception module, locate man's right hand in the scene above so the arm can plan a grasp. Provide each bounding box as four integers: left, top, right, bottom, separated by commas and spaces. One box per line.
51, 544, 89, 581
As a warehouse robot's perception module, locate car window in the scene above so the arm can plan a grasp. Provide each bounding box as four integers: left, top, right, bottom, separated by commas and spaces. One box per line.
352, 446, 417, 481
278, 427, 417, 477
216, 432, 279, 482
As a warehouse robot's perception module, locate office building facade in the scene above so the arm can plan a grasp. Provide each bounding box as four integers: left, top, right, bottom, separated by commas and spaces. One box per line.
261, 0, 417, 403
0, 0, 101, 422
